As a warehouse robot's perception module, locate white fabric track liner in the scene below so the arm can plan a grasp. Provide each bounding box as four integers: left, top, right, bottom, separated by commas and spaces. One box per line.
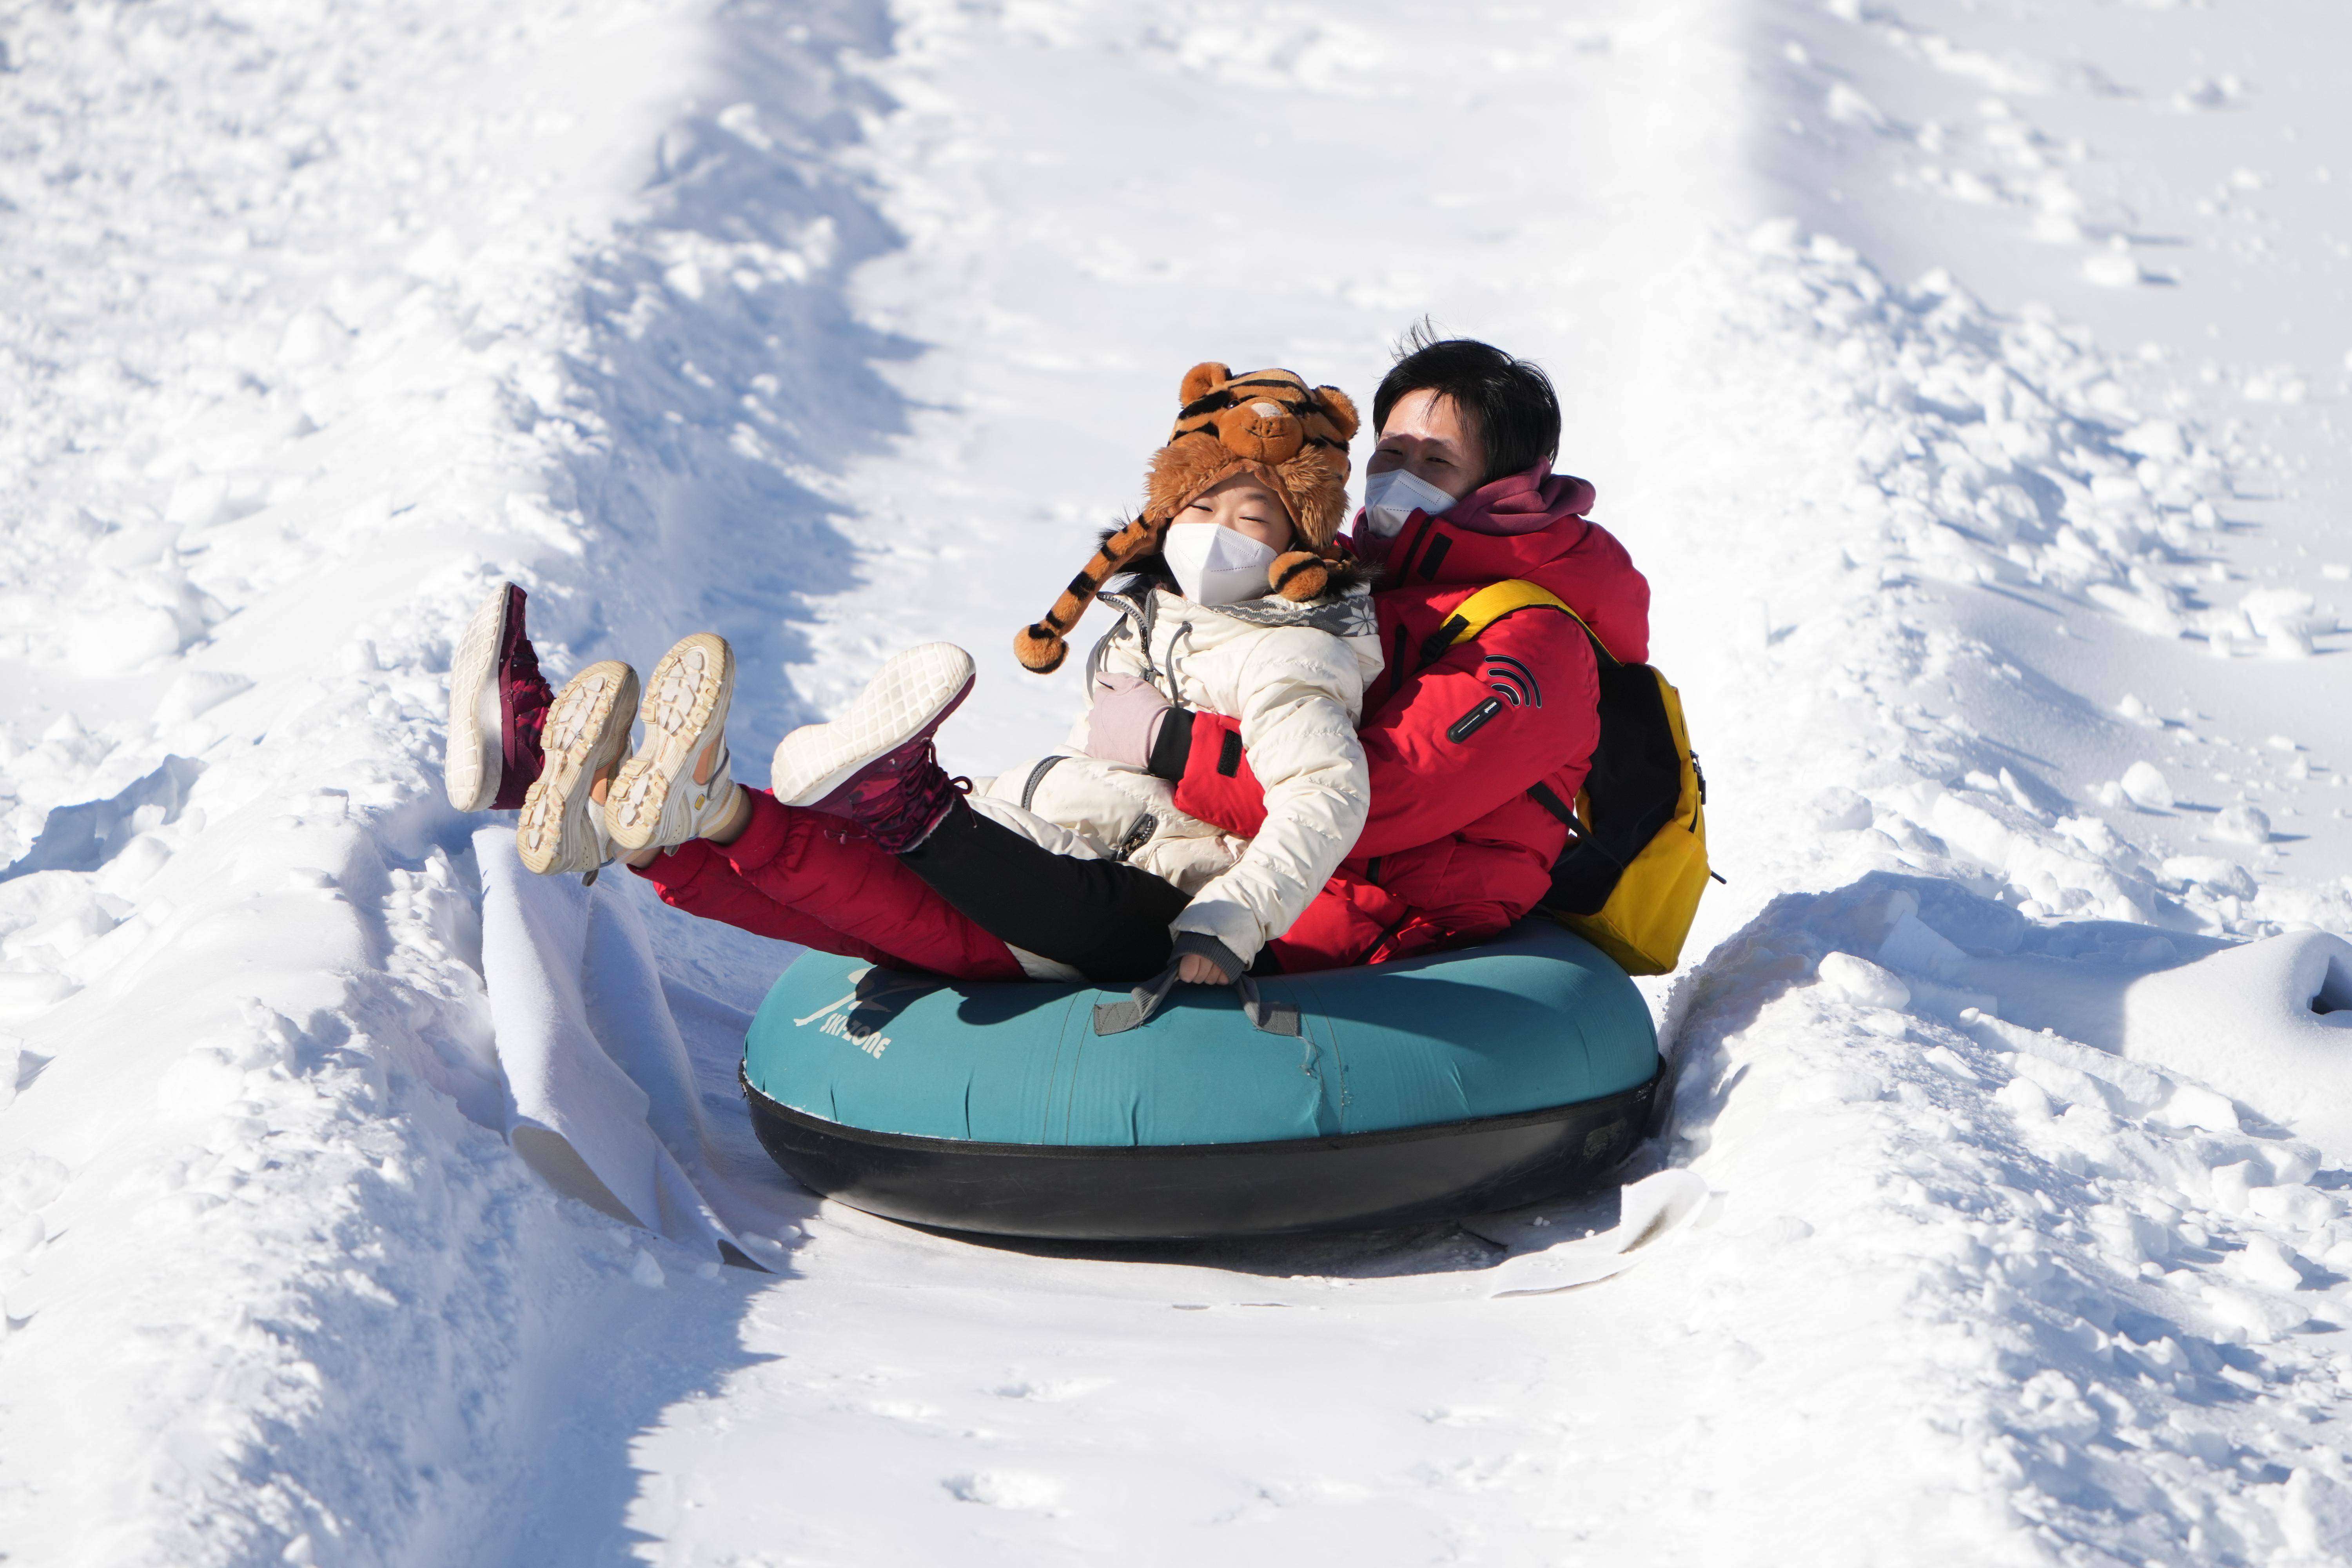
475, 826, 779, 1268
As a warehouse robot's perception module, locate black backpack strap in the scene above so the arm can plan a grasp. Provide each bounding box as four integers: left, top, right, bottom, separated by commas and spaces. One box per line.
1528, 780, 1587, 839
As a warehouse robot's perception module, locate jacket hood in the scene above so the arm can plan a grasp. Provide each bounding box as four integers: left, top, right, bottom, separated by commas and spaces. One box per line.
1441, 460, 1597, 536
1346, 461, 1649, 663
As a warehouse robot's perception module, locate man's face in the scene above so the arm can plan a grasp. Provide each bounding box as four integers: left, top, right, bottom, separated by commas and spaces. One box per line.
1367, 388, 1485, 501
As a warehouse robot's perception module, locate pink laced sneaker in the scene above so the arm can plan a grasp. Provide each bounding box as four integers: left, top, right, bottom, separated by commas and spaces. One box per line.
771, 642, 976, 853
836, 739, 973, 854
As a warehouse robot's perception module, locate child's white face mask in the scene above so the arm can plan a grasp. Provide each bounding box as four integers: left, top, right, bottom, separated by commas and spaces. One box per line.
1162, 523, 1278, 605
1361, 467, 1458, 538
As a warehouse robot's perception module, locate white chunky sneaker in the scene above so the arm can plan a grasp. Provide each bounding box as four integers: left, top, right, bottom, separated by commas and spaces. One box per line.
604, 633, 740, 853
445, 581, 553, 813
770, 642, 975, 850
517, 661, 639, 876
445, 584, 509, 813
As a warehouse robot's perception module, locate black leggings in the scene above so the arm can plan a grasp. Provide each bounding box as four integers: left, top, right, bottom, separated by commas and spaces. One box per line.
897, 799, 1190, 982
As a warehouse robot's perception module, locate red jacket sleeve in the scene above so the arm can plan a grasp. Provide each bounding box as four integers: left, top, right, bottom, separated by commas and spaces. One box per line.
1172, 608, 1601, 856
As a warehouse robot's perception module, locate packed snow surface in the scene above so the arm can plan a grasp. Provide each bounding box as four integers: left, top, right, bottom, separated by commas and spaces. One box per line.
5, 0, 2352, 1562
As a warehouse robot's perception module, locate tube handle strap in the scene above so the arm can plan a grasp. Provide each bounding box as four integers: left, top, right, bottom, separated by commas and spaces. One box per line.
1091, 934, 1300, 1037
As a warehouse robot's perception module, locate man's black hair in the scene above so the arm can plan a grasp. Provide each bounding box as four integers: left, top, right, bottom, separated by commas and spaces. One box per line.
1370, 325, 1560, 488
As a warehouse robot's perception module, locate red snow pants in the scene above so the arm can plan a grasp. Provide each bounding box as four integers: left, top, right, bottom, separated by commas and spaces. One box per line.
635, 789, 1462, 980
633, 788, 1027, 980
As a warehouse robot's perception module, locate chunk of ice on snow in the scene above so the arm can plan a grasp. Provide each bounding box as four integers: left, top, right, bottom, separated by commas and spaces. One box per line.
2162, 855, 2257, 898
2201, 1283, 2308, 1345
2210, 1160, 2259, 1213
2214, 804, 2271, 844
0, 1152, 67, 1213
71, 606, 186, 675
2120, 761, 2172, 809
2119, 419, 2187, 461
2149, 1081, 2238, 1133
0, 973, 79, 1014
1824, 83, 1886, 127
2268, 624, 2315, 659
2229, 1234, 2306, 1292
2241, 588, 2319, 658
1817, 951, 1912, 1009
2083, 246, 2145, 288
163, 473, 231, 529
1877, 911, 1968, 981
945, 1471, 1064, 1511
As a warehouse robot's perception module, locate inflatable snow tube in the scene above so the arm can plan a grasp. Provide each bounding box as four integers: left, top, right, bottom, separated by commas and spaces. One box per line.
740, 920, 1661, 1240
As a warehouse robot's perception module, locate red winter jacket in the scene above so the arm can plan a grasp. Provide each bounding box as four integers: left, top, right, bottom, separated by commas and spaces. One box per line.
1165, 463, 1652, 970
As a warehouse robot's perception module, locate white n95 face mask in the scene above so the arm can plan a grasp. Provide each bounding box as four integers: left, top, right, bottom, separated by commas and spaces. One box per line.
1161, 523, 1279, 606
1362, 467, 1458, 538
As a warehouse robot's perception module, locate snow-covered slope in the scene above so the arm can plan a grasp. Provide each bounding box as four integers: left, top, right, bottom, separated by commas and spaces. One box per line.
5, 0, 2352, 1563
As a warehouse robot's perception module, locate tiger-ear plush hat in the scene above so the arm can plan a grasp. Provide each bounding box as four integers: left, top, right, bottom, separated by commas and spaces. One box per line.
1013, 362, 1361, 674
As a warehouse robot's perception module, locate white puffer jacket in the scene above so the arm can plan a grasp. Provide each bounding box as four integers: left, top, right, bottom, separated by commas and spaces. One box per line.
979, 582, 1383, 972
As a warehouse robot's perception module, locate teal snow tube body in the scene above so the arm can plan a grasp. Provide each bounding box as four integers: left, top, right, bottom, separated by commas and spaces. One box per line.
740, 920, 1661, 1238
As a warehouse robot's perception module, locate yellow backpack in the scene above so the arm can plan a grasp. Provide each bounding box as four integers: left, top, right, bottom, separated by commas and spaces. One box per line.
1426, 580, 1715, 976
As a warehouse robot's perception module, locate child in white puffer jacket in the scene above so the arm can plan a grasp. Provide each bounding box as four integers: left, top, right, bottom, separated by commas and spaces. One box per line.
953, 360, 1379, 984
979, 477, 1383, 978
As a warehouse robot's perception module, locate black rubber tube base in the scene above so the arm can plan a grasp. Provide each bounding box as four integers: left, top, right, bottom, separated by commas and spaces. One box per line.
740, 1066, 1662, 1241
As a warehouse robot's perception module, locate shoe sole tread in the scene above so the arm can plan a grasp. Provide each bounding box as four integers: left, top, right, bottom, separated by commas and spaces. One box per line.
605, 633, 735, 851
518, 662, 637, 875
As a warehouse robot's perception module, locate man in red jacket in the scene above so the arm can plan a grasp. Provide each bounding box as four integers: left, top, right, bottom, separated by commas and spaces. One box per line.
1123, 334, 1652, 973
